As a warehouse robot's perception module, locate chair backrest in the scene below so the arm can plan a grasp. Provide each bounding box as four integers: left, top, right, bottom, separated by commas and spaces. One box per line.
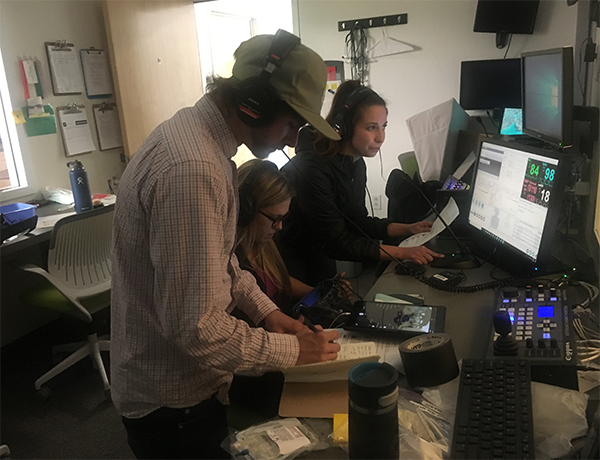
397, 151, 422, 183
47, 205, 114, 300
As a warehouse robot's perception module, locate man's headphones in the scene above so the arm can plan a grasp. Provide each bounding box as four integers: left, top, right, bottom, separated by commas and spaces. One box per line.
238, 161, 279, 227
236, 30, 301, 127
331, 86, 376, 140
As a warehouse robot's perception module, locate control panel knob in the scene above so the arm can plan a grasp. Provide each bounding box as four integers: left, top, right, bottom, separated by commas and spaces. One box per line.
538, 338, 546, 349
550, 287, 557, 297
537, 284, 545, 294
502, 287, 519, 299
526, 338, 534, 349
550, 338, 559, 349
525, 285, 533, 297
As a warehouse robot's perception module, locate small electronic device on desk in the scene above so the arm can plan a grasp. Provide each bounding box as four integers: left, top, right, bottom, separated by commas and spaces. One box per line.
290, 278, 353, 328
486, 284, 578, 390
344, 301, 446, 339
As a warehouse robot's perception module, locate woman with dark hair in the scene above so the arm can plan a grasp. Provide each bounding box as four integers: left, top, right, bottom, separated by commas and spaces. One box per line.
279, 80, 442, 285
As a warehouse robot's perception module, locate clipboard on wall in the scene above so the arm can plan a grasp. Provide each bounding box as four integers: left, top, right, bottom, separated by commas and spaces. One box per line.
57, 103, 96, 157
45, 40, 84, 95
92, 102, 123, 150
80, 47, 113, 98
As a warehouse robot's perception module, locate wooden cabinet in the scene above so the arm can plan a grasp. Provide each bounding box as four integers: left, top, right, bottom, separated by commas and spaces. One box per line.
103, 0, 204, 157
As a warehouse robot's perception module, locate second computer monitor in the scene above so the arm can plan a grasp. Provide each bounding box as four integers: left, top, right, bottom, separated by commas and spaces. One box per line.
521, 47, 574, 148
459, 58, 521, 111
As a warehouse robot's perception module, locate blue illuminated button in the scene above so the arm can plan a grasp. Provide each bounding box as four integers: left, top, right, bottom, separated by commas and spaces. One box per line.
543, 333, 551, 339
525, 298, 533, 303
550, 297, 557, 301
503, 299, 510, 303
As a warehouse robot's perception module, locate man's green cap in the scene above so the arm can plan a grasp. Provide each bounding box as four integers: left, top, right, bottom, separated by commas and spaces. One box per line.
232, 33, 340, 140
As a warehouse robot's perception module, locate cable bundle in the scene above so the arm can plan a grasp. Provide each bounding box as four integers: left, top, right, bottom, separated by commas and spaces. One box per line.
345, 26, 368, 84
565, 280, 600, 368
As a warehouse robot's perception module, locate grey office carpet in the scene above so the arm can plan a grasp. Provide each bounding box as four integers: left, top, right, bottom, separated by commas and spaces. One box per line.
0, 263, 378, 459
1, 311, 133, 459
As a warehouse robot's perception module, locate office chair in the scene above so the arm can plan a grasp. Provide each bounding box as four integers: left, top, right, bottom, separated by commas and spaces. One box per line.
397, 151, 422, 183
16, 205, 114, 401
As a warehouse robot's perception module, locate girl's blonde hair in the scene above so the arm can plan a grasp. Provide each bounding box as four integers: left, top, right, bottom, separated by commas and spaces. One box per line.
237, 159, 294, 306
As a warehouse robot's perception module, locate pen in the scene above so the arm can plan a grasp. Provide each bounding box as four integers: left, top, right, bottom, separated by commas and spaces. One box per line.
303, 317, 320, 333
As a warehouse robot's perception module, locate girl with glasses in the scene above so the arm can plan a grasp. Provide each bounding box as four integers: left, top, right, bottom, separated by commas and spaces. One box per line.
236, 159, 314, 311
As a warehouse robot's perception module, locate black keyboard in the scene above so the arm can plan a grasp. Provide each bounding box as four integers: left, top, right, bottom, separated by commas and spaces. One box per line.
450, 359, 535, 459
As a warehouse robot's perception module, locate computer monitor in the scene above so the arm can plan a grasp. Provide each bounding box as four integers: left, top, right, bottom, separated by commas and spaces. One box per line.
473, 0, 539, 35
467, 138, 566, 273
522, 47, 574, 148
460, 58, 521, 111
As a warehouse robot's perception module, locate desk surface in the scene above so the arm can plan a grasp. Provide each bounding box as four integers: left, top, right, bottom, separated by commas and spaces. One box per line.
364, 261, 508, 361
1, 203, 73, 257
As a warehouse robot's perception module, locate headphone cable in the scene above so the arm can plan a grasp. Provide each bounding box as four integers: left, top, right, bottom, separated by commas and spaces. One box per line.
279, 148, 402, 265
278, 149, 520, 293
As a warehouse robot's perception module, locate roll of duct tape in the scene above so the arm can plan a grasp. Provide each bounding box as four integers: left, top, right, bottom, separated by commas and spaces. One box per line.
399, 333, 459, 388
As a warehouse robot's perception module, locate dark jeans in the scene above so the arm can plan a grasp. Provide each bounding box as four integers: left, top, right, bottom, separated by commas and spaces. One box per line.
122, 397, 229, 459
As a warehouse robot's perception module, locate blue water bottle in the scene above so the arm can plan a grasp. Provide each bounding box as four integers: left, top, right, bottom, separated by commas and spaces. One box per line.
67, 160, 93, 213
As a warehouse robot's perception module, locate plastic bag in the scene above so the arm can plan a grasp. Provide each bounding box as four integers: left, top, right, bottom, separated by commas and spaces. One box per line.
531, 381, 589, 459
42, 186, 74, 205
221, 417, 331, 460
423, 374, 590, 460
397, 387, 452, 460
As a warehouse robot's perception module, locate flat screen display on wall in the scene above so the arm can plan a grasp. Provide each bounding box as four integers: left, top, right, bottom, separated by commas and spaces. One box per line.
473, 0, 539, 34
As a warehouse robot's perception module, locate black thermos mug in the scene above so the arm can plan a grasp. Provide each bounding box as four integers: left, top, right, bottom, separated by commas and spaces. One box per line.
348, 362, 399, 459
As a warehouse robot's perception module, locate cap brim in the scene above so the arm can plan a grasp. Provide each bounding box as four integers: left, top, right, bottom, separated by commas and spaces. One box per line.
289, 103, 340, 141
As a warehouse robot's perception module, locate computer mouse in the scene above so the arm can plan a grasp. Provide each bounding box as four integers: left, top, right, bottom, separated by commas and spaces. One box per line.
394, 260, 427, 276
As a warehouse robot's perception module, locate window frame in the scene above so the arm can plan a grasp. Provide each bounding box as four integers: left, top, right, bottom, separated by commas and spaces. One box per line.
0, 49, 35, 201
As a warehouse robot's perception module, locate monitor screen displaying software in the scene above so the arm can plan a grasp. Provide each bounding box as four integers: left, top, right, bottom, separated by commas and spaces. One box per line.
468, 141, 560, 262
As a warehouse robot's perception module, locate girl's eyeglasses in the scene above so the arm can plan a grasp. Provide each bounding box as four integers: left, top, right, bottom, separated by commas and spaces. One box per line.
259, 211, 289, 228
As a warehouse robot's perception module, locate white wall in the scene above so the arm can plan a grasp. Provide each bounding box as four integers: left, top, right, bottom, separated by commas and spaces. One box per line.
296, 0, 582, 216
0, 1, 126, 204
1, 1, 126, 346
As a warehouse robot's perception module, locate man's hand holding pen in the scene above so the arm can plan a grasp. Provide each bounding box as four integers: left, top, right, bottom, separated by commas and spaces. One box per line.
295, 327, 340, 366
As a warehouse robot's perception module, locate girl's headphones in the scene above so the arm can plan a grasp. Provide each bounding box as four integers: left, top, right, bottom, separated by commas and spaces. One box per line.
236, 30, 301, 127
238, 161, 279, 227
331, 86, 377, 140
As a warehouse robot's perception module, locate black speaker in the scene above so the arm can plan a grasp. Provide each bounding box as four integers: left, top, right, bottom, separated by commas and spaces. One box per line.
331, 86, 376, 140
238, 161, 278, 227
236, 30, 300, 127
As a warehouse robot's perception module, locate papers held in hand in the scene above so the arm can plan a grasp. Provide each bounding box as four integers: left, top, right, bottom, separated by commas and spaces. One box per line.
282, 342, 380, 383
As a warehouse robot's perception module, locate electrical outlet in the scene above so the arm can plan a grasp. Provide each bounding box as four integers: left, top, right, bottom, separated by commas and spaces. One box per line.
372, 194, 382, 211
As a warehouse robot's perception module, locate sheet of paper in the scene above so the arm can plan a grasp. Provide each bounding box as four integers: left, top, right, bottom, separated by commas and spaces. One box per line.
453, 151, 476, 180
22, 60, 39, 84
337, 329, 404, 372
35, 212, 76, 229
399, 197, 459, 248
81, 50, 113, 96
46, 43, 84, 94
58, 108, 95, 156
93, 106, 122, 150
282, 341, 379, 383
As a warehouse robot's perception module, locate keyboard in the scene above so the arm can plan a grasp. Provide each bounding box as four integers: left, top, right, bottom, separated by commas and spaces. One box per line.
450, 359, 535, 459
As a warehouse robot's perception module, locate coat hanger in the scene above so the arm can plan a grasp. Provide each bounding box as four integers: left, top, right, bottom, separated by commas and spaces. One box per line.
367, 26, 416, 59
